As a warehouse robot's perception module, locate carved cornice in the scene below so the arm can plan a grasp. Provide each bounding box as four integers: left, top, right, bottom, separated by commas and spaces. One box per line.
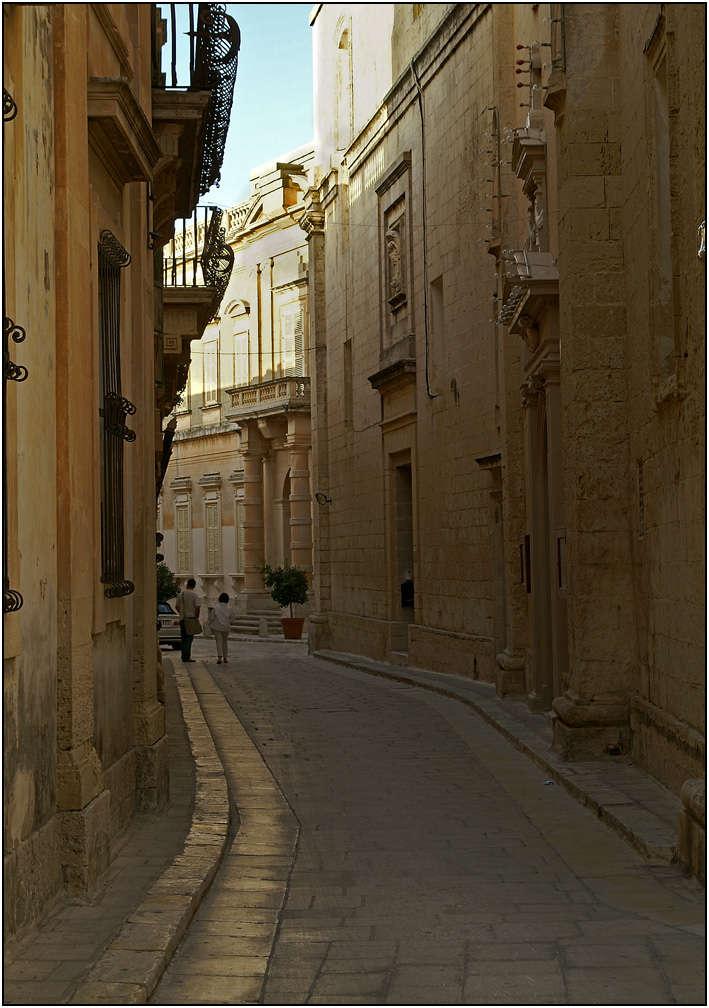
511, 128, 546, 190
375, 150, 412, 196
198, 472, 222, 487
298, 189, 326, 238
88, 77, 162, 183
169, 475, 192, 490
368, 359, 416, 396
344, 4, 487, 180
498, 251, 559, 338
474, 453, 502, 470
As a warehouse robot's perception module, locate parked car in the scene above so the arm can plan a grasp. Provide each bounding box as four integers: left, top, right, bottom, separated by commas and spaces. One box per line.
158, 601, 181, 649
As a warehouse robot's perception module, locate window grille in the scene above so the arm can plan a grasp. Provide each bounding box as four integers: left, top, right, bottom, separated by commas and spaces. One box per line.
176, 505, 190, 573
206, 501, 220, 573
98, 230, 135, 598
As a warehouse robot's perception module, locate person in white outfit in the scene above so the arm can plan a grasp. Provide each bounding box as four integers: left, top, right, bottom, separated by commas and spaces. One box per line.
209, 592, 234, 663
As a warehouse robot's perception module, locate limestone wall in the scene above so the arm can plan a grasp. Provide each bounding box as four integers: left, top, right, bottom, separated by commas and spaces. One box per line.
4, 3, 169, 939
306, 1, 705, 822
3, 3, 62, 937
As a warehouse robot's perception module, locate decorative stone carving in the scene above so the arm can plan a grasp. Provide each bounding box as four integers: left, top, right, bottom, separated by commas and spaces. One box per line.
517, 313, 539, 351
521, 374, 545, 407
385, 220, 406, 310
298, 188, 326, 238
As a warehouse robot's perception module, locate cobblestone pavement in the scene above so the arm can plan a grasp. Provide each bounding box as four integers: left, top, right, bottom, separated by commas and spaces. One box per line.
152, 639, 705, 1006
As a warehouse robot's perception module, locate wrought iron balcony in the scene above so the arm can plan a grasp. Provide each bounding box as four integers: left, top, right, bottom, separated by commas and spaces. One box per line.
153, 3, 240, 198
163, 204, 234, 324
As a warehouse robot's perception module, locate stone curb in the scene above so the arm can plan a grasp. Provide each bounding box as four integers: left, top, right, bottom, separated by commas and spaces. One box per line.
313, 649, 680, 866
69, 663, 230, 1005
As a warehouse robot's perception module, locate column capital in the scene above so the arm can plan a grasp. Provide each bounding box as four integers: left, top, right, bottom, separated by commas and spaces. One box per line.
298, 188, 325, 238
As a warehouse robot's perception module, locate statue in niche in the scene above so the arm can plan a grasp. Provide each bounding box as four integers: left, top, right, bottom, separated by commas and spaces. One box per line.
385, 221, 406, 309
525, 192, 540, 251
517, 314, 540, 352
525, 180, 547, 253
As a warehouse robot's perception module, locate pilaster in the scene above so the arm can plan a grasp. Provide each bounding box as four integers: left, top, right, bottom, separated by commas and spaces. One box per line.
287, 412, 313, 575
298, 188, 330, 622
239, 420, 268, 596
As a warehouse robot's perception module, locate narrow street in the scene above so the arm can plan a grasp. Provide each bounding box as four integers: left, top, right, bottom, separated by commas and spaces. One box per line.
151, 638, 705, 1006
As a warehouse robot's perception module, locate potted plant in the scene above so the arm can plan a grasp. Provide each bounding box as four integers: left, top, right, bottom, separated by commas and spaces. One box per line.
258, 560, 309, 639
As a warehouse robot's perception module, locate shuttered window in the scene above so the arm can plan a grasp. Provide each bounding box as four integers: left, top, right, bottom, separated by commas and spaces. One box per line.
236, 501, 245, 573
234, 330, 248, 387
206, 502, 220, 574
282, 304, 305, 377
98, 230, 135, 598
177, 505, 190, 573
204, 340, 218, 403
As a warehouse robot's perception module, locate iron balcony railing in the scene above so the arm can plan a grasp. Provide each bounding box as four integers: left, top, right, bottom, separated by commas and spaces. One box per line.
163, 204, 234, 323
154, 3, 240, 196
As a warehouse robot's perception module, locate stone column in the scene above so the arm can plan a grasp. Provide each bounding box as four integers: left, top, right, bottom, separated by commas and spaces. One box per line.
262, 450, 276, 563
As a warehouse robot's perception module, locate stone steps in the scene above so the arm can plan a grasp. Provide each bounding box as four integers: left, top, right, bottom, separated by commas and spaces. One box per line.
231, 613, 284, 636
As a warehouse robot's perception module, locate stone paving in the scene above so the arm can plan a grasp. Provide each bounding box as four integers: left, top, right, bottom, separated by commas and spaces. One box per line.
152, 639, 705, 1006
4, 636, 706, 1005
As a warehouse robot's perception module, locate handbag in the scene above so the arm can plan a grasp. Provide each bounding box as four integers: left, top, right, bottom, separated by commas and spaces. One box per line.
183, 616, 202, 636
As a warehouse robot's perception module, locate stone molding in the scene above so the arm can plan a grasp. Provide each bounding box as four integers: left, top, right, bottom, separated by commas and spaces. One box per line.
521, 374, 545, 407
88, 77, 162, 184
90, 4, 134, 81
344, 4, 486, 180
368, 359, 416, 396
298, 189, 326, 238
552, 693, 628, 729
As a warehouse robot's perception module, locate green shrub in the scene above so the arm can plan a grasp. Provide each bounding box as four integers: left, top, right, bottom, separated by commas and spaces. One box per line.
258, 560, 309, 617
157, 561, 180, 604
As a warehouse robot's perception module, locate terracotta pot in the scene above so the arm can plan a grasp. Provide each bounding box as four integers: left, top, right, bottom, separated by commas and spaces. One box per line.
281, 617, 305, 640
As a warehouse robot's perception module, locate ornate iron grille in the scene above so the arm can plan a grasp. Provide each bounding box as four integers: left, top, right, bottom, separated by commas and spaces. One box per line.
3, 88, 18, 123
163, 205, 234, 323
3, 315, 28, 610
98, 230, 135, 598
192, 5, 240, 195
3, 86, 23, 613
154, 5, 240, 197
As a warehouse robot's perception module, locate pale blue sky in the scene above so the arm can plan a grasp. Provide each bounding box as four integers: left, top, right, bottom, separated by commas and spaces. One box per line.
159, 4, 314, 209
212, 3, 315, 209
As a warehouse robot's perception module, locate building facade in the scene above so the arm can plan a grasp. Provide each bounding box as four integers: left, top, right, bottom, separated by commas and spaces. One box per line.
3, 3, 238, 938
160, 147, 314, 616
302, 3, 705, 875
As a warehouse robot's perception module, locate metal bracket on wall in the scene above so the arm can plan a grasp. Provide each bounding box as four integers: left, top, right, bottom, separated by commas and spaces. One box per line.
3, 88, 17, 122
